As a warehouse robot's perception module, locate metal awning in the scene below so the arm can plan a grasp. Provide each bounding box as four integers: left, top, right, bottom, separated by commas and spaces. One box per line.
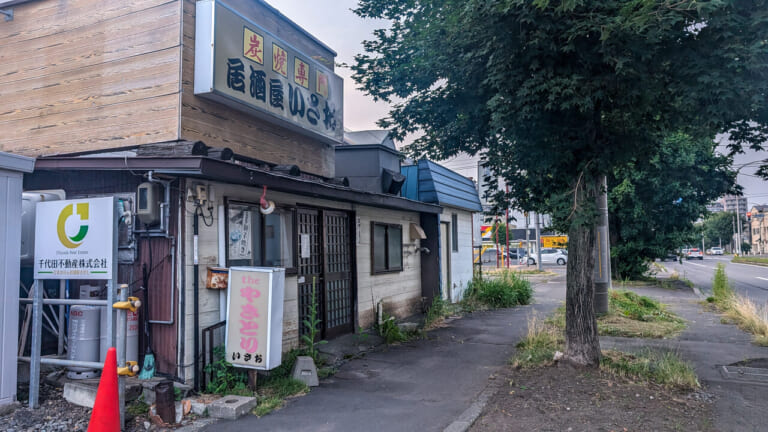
34, 156, 443, 214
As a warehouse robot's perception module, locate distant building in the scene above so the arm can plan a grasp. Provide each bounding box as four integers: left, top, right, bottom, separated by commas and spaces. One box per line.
749, 205, 768, 255
706, 202, 724, 213
721, 195, 748, 217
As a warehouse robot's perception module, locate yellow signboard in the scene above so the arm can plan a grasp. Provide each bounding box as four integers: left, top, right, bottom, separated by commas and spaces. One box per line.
243, 28, 264, 64
541, 236, 568, 248
272, 43, 288, 77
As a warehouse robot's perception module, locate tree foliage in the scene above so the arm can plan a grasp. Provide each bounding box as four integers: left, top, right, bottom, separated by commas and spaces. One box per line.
609, 133, 736, 279
702, 211, 744, 249
353, 0, 768, 366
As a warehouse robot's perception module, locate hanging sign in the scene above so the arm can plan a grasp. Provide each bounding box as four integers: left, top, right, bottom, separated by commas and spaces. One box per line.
225, 267, 285, 370
194, 0, 344, 144
34, 197, 114, 280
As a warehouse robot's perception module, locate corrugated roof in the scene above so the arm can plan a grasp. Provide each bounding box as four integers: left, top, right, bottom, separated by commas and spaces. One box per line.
401, 160, 482, 212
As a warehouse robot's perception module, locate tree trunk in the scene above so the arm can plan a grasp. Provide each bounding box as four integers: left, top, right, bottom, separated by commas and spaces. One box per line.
564, 176, 601, 367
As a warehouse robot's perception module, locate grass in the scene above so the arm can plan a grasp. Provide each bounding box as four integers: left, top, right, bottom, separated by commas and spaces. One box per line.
601, 349, 700, 390
126, 400, 149, 416
708, 264, 768, 346
511, 315, 563, 369
550, 290, 685, 339
732, 256, 768, 266
465, 270, 533, 308
511, 315, 700, 390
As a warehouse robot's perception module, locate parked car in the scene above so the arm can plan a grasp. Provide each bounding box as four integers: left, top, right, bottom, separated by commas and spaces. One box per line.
525, 248, 568, 265
710, 247, 724, 255
686, 248, 704, 260
661, 251, 679, 262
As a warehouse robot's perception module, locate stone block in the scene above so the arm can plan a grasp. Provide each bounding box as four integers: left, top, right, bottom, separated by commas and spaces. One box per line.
291, 356, 319, 387
207, 395, 257, 420
63, 382, 98, 408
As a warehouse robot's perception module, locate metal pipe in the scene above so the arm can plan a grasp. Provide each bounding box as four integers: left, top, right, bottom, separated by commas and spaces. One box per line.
177, 196, 186, 380
18, 357, 104, 370
20, 298, 109, 306
58, 281, 65, 356
117, 284, 127, 428
193, 209, 200, 391
29, 281, 43, 408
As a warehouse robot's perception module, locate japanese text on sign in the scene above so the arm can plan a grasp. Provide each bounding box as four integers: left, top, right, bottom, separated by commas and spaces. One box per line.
195, 1, 344, 144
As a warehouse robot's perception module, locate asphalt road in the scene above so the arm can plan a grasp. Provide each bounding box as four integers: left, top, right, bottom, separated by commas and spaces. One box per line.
664, 256, 768, 305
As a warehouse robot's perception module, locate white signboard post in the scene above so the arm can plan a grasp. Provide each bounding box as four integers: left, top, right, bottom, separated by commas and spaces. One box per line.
225, 267, 285, 370
34, 197, 114, 279
28, 197, 118, 410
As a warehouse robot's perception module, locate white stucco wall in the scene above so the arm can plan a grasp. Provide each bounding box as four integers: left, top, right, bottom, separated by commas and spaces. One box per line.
180, 181, 424, 382
447, 209, 476, 302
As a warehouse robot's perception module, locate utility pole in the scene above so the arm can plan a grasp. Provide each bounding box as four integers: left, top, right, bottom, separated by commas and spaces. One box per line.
525, 212, 530, 266
535, 212, 542, 271
594, 175, 611, 315
732, 215, 736, 254
737, 199, 743, 255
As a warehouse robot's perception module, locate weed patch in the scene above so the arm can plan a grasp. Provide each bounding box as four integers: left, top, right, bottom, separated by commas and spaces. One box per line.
511, 315, 563, 369
550, 290, 685, 339
601, 349, 700, 390
708, 264, 768, 346
465, 270, 532, 309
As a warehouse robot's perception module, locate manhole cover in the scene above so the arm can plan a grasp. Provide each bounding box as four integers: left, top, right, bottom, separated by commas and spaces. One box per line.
718, 358, 768, 383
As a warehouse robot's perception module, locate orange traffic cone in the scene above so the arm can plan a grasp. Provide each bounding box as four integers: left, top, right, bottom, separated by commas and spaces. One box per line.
87, 347, 120, 432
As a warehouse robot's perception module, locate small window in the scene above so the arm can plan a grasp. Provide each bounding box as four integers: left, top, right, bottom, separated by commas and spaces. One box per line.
226, 200, 295, 271
451, 213, 459, 252
371, 222, 403, 273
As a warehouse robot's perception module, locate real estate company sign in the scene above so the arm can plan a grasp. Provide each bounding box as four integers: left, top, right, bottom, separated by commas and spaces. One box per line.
194, 0, 344, 144
34, 197, 114, 280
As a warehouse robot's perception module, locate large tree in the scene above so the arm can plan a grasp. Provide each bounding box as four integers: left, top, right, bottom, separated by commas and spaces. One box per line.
609, 133, 736, 279
353, 0, 768, 366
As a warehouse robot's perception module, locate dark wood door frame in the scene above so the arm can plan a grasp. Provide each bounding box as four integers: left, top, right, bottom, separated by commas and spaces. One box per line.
297, 206, 355, 340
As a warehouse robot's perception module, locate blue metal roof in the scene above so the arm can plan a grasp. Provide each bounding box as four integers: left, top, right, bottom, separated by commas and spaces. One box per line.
401, 160, 482, 212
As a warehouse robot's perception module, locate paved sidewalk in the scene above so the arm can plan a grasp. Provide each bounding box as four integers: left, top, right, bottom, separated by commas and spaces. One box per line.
204, 277, 564, 432
602, 284, 768, 432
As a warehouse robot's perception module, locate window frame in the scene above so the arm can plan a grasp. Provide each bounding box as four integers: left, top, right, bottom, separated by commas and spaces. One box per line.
224, 198, 298, 274
370, 222, 404, 274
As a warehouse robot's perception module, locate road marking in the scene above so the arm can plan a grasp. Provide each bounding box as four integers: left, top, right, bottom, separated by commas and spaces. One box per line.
684, 262, 713, 269
730, 262, 768, 270
757, 277, 768, 282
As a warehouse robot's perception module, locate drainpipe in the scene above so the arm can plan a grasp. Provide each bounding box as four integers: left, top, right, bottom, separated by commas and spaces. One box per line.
193, 208, 200, 391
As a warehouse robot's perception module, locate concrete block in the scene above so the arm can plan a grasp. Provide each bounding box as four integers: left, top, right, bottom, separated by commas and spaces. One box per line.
207, 395, 257, 420
63, 382, 98, 408
291, 356, 319, 387
189, 400, 208, 416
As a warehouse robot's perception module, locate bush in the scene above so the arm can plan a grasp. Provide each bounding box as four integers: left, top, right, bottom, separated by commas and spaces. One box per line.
465, 270, 532, 308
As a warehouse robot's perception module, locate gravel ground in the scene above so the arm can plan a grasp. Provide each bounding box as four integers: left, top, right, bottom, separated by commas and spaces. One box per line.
1, 383, 91, 432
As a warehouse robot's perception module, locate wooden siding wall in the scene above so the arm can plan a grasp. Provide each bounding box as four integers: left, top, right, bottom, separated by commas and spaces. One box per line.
356, 207, 423, 329
0, 0, 183, 156
180, 0, 336, 178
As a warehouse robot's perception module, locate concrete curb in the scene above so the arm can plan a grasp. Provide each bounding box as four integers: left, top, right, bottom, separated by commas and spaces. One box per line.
442, 372, 503, 432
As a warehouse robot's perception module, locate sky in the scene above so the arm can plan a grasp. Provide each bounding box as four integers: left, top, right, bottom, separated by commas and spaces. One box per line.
267, 0, 389, 132
268, 1, 768, 207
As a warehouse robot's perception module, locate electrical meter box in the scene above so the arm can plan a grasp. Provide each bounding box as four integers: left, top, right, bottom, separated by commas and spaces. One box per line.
136, 182, 161, 226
